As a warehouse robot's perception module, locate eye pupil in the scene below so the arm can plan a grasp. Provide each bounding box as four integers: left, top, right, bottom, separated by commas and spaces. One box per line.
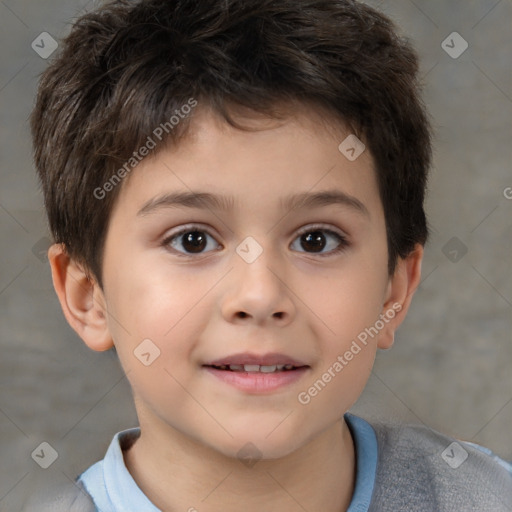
183, 231, 207, 253
301, 231, 326, 253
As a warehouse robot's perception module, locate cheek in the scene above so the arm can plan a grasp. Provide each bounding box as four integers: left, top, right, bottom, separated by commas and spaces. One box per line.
103, 255, 211, 369
108, 249, 208, 332
297, 280, 382, 416
296, 335, 377, 424
304, 264, 388, 342
104, 267, 209, 410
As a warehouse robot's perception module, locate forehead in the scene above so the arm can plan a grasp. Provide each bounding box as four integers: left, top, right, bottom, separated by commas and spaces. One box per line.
112, 103, 381, 221
175, 102, 354, 161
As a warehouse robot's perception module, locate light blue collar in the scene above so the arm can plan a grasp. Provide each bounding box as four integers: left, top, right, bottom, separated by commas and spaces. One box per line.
79, 413, 378, 511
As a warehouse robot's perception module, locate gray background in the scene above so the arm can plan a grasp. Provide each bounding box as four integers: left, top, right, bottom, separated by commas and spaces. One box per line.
1, 0, 511, 509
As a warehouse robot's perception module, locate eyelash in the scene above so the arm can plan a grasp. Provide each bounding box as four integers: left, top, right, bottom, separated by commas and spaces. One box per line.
161, 223, 350, 258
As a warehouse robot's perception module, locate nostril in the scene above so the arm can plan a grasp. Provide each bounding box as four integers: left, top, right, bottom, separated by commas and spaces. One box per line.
237, 311, 248, 318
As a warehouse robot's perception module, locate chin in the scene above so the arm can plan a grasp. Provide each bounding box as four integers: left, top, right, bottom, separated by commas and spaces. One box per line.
213, 428, 307, 463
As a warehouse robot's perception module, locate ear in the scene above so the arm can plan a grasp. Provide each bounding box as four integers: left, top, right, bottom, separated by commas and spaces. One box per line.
377, 244, 424, 350
47, 243, 114, 351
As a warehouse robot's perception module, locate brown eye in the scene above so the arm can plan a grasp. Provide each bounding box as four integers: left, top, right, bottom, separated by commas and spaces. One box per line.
181, 231, 207, 253
291, 227, 348, 256
300, 231, 327, 253
163, 227, 220, 256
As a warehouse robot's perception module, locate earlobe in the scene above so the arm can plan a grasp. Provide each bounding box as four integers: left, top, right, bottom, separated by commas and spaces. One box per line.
48, 243, 114, 351
378, 244, 424, 350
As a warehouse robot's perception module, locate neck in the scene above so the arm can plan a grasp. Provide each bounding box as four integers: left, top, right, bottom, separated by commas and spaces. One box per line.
124, 416, 356, 512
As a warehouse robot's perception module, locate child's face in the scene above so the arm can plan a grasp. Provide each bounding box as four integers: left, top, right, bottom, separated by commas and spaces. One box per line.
90, 105, 405, 458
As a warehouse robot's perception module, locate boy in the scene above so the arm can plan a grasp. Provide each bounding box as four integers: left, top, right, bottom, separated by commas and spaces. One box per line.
28, 0, 512, 510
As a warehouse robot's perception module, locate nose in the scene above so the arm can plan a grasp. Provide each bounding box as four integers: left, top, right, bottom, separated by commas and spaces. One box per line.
220, 243, 296, 326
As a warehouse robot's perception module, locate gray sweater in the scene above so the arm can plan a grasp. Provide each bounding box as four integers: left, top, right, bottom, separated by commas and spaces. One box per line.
368, 420, 512, 511
21, 419, 512, 511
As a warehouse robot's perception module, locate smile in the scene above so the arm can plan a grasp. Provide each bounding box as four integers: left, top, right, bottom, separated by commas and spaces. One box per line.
203, 365, 310, 393
206, 364, 302, 373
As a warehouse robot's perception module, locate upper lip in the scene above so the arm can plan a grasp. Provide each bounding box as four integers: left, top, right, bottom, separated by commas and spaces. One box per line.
204, 352, 309, 367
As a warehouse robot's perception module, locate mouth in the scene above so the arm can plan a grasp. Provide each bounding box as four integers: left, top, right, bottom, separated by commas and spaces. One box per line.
203, 352, 309, 369
201, 353, 311, 393
203, 363, 307, 373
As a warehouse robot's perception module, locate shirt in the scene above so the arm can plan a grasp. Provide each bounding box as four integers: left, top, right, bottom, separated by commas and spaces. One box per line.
78, 413, 378, 511
24, 413, 512, 511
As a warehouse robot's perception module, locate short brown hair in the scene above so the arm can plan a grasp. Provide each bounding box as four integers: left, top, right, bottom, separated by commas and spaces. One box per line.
31, 0, 432, 288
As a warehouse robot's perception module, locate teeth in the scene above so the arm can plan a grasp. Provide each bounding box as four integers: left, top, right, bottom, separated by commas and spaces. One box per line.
211, 364, 300, 372
213, 364, 299, 372
243, 364, 261, 372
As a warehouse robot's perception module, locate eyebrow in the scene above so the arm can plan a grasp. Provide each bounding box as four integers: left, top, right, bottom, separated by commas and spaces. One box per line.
137, 190, 369, 217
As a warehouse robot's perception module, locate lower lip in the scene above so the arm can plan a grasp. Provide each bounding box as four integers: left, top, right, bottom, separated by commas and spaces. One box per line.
203, 366, 310, 393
